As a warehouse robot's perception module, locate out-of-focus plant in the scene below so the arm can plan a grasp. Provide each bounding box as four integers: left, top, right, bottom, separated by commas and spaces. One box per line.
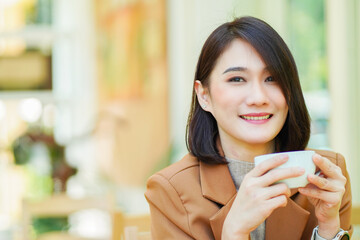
12, 128, 77, 193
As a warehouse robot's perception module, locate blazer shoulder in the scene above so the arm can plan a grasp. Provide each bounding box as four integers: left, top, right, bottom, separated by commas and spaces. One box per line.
151, 153, 199, 181
312, 149, 346, 166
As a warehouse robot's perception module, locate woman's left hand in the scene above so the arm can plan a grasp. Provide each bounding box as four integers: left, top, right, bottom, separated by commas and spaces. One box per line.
298, 154, 347, 239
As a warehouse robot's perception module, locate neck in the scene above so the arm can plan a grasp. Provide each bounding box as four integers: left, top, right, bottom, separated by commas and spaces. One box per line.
219, 136, 275, 163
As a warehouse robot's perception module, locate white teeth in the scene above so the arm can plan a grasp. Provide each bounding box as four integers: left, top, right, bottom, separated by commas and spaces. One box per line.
241, 115, 271, 120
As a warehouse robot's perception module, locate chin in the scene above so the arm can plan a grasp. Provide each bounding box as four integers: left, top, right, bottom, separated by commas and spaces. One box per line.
241, 135, 276, 146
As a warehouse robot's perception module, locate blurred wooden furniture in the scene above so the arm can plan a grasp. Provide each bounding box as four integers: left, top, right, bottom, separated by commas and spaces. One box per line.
112, 211, 151, 240
22, 193, 115, 240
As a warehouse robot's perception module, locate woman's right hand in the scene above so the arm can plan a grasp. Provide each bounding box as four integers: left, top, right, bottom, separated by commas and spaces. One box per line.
221, 154, 305, 240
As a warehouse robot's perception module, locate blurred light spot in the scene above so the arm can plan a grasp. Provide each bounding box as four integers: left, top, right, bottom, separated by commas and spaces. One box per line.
3, 38, 27, 56
0, 101, 6, 120
0, 213, 11, 231
42, 103, 55, 129
69, 209, 111, 238
18, 98, 42, 123
0, 0, 21, 7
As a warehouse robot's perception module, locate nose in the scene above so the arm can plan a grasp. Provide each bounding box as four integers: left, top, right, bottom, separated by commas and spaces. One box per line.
245, 81, 269, 106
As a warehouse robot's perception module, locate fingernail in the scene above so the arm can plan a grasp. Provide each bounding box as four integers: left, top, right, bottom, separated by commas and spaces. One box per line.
299, 187, 308, 192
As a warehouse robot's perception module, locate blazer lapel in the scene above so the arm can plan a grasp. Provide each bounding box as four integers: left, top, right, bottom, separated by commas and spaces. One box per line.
199, 161, 237, 240
209, 196, 236, 240
265, 190, 310, 240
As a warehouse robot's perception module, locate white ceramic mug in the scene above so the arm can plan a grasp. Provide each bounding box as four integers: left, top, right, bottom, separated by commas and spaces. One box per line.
254, 150, 316, 188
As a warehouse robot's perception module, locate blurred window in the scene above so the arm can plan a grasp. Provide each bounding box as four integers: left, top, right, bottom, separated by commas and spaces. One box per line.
288, 0, 329, 149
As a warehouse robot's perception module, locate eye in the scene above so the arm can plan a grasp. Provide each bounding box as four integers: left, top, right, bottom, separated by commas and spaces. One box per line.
229, 77, 245, 82
265, 76, 275, 82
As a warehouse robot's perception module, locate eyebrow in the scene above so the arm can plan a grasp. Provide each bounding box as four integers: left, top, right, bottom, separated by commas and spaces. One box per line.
222, 66, 271, 74
223, 67, 247, 74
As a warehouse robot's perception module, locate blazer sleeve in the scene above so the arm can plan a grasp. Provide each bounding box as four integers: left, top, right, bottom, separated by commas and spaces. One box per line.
145, 173, 195, 240
337, 153, 353, 236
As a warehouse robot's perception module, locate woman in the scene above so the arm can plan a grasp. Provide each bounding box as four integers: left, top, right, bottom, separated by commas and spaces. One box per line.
145, 16, 352, 240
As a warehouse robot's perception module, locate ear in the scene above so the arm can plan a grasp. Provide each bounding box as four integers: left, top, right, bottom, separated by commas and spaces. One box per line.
194, 80, 212, 113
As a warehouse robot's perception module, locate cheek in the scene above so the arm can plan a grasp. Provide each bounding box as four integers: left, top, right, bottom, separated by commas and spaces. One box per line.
208, 86, 232, 106
270, 88, 288, 110
278, 96, 288, 111
280, 97, 288, 113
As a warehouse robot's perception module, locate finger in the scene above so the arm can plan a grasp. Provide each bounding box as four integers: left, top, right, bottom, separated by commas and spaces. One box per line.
298, 187, 340, 206
260, 167, 305, 186
267, 195, 288, 210
251, 154, 289, 177
257, 195, 289, 219
313, 154, 343, 179
263, 183, 291, 199
307, 174, 345, 192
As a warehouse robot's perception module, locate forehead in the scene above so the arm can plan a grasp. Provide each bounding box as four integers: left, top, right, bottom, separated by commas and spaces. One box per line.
212, 38, 267, 74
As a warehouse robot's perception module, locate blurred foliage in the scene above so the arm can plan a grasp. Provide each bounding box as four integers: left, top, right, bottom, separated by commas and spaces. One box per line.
12, 129, 64, 166
288, 0, 327, 91
22, 166, 53, 200
22, 0, 53, 25
32, 217, 69, 236
12, 128, 77, 193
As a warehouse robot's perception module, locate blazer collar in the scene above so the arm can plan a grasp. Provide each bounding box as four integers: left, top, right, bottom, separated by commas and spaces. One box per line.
199, 161, 236, 205
199, 159, 310, 240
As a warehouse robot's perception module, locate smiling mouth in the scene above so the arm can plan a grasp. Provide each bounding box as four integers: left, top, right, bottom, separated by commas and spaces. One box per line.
240, 114, 272, 120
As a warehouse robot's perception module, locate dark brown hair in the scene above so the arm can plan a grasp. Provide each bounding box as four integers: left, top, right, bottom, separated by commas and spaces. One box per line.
186, 16, 311, 164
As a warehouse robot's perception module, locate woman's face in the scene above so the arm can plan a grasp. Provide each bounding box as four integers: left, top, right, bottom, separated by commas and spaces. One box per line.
195, 38, 288, 154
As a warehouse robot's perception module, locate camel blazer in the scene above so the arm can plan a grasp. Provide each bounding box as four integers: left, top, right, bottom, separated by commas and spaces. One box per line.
145, 149, 352, 240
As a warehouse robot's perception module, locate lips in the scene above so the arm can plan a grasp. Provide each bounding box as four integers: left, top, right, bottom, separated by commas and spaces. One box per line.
239, 113, 273, 121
